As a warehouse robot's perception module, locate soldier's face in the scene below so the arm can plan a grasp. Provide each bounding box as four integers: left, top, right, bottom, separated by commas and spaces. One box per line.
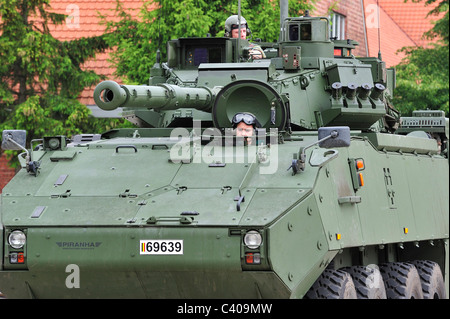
236, 122, 254, 137
236, 122, 254, 145
231, 28, 247, 39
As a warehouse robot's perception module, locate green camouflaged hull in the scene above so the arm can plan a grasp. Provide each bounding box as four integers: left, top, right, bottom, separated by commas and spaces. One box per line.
1, 13, 448, 299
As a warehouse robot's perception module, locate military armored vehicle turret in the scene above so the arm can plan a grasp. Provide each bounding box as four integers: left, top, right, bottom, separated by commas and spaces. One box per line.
1, 2, 448, 299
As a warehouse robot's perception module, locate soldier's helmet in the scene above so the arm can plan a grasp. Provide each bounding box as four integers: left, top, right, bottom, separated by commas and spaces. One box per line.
224, 15, 250, 37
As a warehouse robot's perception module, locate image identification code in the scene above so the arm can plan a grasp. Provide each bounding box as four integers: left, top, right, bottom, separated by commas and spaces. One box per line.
140, 239, 183, 255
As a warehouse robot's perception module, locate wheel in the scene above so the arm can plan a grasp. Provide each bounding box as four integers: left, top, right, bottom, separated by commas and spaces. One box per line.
342, 265, 387, 299
412, 260, 447, 299
380, 262, 424, 299
305, 269, 357, 299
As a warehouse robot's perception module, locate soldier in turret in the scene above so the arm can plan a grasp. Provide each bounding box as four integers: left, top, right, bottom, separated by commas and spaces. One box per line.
224, 15, 265, 59
232, 112, 261, 145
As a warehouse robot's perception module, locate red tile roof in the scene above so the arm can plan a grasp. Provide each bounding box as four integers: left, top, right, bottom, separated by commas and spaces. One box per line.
48, 0, 145, 39
47, 0, 148, 105
376, 0, 445, 47
363, 0, 413, 66
363, 0, 445, 67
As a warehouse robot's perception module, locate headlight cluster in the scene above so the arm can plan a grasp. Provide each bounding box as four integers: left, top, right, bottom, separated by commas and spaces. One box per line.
8, 230, 26, 249
6, 229, 27, 266
243, 230, 262, 249
243, 230, 263, 265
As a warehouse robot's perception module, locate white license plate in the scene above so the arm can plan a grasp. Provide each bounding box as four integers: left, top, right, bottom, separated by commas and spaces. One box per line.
140, 240, 183, 255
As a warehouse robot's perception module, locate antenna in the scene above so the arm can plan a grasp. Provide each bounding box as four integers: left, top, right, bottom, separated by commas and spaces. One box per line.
237, 0, 241, 62
279, 0, 288, 41
156, 1, 162, 57
377, 0, 382, 60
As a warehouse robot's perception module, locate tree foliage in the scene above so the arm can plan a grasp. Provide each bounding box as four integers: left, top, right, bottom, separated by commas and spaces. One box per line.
102, 0, 315, 84
412, 0, 449, 44
0, 0, 137, 168
393, 0, 449, 116
0, 0, 125, 154
394, 44, 449, 115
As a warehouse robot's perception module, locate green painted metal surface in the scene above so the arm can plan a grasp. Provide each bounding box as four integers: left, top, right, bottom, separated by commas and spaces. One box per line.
1, 13, 448, 299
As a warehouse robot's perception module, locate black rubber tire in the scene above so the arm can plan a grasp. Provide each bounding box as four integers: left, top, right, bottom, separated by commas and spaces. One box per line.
412, 260, 447, 299
305, 268, 357, 299
342, 265, 387, 299
380, 262, 424, 299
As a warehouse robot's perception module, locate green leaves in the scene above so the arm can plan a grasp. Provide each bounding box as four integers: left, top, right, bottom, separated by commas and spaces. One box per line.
410, 0, 449, 44
394, 45, 449, 115
394, 1, 449, 116
0, 0, 118, 148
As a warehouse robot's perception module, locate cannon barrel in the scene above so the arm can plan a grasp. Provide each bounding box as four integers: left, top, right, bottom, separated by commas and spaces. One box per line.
94, 80, 214, 111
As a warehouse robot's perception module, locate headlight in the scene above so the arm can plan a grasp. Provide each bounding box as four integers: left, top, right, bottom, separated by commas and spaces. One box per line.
243, 230, 262, 249
8, 230, 26, 249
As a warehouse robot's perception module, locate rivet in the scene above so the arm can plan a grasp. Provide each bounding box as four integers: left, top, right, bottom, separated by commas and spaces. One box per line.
317, 241, 323, 250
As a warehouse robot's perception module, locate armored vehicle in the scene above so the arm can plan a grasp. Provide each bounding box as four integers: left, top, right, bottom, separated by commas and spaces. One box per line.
1, 3, 448, 299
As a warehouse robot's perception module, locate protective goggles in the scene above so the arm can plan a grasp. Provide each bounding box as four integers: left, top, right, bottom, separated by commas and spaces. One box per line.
231, 24, 247, 30
232, 113, 259, 127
